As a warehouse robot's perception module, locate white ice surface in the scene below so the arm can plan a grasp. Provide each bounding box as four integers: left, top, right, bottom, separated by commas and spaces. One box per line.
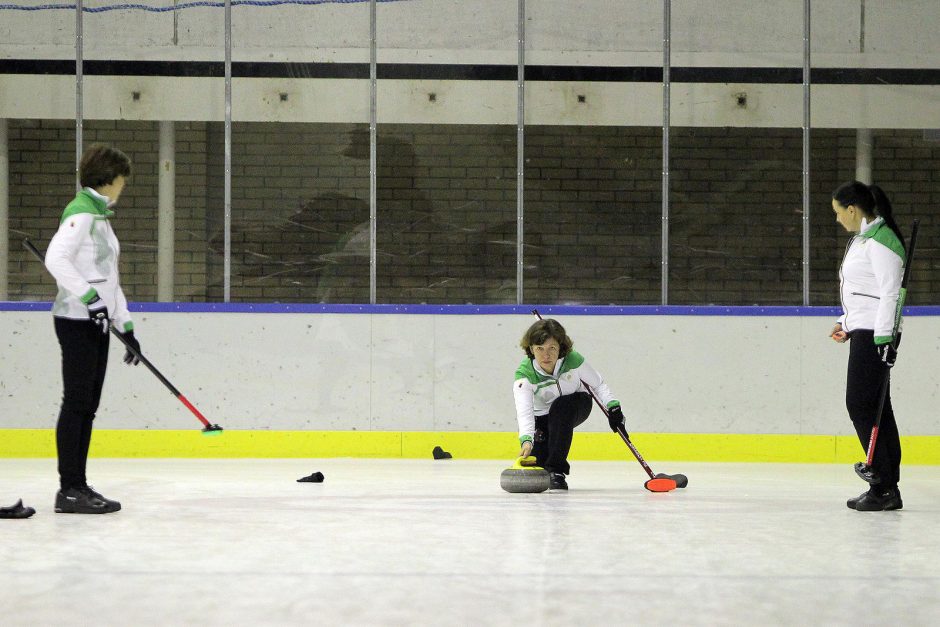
2, 459, 939, 626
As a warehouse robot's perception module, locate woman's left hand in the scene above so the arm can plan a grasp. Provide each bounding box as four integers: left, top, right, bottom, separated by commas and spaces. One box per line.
830, 323, 848, 343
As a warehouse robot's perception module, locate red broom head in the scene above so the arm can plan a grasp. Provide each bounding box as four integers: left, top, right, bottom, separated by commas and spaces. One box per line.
644, 477, 678, 492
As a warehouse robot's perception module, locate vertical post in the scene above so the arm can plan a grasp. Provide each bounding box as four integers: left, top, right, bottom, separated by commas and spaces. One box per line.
855, 4, 871, 186
802, 0, 811, 306
369, 0, 377, 305
855, 129, 873, 184
75, 0, 83, 189
0, 119, 8, 300
158, 121, 176, 302
516, 0, 525, 305
661, 0, 671, 306
223, 0, 232, 302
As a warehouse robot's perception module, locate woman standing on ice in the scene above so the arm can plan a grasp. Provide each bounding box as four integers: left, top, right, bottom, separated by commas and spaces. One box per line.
512, 318, 625, 490
44, 144, 141, 515
829, 180, 906, 512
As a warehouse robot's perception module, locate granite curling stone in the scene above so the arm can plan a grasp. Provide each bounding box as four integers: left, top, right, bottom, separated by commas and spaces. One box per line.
500, 456, 550, 493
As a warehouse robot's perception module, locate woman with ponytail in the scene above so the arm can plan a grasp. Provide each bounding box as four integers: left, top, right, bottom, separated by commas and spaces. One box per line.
829, 180, 906, 511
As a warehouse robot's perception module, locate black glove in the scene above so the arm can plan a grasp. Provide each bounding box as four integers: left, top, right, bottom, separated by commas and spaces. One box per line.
122, 330, 141, 365
877, 343, 897, 368
87, 295, 109, 334
607, 405, 626, 434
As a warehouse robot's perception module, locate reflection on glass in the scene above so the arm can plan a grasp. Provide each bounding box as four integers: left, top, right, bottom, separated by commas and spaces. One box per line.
210, 123, 370, 303
374, 125, 516, 304
524, 126, 662, 305
670, 127, 803, 305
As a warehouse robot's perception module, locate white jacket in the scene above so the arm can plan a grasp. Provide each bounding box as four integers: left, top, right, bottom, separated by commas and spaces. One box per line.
512, 350, 618, 440
838, 217, 905, 344
44, 188, 133, 332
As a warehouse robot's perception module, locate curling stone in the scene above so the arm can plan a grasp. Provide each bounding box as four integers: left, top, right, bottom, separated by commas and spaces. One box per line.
500, 456, 550, 493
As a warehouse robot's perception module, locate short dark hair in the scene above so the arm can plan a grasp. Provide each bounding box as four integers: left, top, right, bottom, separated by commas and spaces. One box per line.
79, 144, 131, 189
520, 319, 573, 359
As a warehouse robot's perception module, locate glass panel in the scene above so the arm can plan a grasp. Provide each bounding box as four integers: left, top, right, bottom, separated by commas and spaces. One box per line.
669, 1, 804, 305
372, 124, 517, 304
7, 119, 77, 300
375, 1, 517, 304
525, 1, 663, 304
810, 2, 940, 306
223, 1, 371, 302
212, 122, 371, 302
670, 127, 804, 305
523, 126, 662, 304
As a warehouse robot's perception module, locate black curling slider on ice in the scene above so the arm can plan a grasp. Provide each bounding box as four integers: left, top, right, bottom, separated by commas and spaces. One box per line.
0, 499, 36, 519
432, 446, 452, 460
297, 472, 324, 483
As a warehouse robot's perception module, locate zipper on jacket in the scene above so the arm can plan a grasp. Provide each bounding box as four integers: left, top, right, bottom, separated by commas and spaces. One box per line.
838, 236, 855, 326
850, 291, 880, 300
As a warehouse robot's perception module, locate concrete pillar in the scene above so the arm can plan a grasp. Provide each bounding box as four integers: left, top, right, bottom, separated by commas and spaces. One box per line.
157, 120, 176, 302
0, 119, 9, 300
856, 128, 873, 184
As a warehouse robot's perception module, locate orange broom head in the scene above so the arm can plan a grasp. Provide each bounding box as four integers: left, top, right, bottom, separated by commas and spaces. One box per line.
644, 477, 677, 492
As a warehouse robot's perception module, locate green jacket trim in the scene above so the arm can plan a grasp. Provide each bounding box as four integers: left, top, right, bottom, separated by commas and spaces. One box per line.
557, 350, 584, 373
515, 359, 539, 384
60, 189, 114, 224
123, 321, 134, 333
80, 288, 98, 304
859, 219, 905, 261
515, 350, 586, 383
874, 335, 893, 345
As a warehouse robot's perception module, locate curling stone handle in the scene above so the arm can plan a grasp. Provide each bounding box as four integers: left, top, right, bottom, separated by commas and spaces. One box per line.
514, 456, 542, 470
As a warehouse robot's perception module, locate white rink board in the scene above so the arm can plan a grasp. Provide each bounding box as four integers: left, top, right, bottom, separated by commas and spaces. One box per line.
1, 310, 938, 435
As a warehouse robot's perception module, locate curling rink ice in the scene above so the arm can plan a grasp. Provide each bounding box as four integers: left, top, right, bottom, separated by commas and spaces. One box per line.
2, 458, 939, 626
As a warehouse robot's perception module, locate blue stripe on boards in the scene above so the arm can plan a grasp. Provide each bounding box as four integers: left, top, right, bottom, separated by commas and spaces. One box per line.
5, 302, 940, 316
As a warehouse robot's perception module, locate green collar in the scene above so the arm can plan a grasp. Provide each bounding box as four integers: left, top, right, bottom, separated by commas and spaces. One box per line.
80, 189, 115, 217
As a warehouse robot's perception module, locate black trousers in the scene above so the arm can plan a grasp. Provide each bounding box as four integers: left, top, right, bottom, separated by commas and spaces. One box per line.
54, 316, 110, 490
846, 329, 901, 490
532, 392, 592, 475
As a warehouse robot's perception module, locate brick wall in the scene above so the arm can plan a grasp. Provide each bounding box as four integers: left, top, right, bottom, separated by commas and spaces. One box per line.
5, 120, 938, 305
7, 119, 208, 301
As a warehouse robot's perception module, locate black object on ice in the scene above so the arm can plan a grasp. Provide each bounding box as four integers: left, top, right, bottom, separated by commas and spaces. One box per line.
432, 446, 452, 460
0, 499, 36, 519
297, 472, 324, 483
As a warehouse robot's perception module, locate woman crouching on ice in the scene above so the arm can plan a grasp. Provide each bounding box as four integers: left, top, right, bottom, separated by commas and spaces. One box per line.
512, 318, 625, 490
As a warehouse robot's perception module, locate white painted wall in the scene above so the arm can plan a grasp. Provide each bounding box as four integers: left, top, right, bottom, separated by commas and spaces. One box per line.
1, 310, 938, 435
1, 0, 939, 126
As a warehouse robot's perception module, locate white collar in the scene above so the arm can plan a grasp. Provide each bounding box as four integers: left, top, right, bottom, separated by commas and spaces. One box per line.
859, 216, 882, 234
85, 186, 113, 207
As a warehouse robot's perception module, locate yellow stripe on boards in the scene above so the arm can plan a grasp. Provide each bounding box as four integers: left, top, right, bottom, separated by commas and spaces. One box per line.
0, 429, 938, 464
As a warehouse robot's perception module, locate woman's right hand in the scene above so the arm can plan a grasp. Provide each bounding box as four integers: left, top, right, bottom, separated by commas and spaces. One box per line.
519, 440, 534, 459
830, 323, 848, 343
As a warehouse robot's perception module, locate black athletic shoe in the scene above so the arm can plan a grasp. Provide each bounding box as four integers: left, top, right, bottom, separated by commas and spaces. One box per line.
55, 487, 121, 514
83, 486, 121, 512
853, 488, 902, 512
846, 490, 868, 510
549, 473, 568, 490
